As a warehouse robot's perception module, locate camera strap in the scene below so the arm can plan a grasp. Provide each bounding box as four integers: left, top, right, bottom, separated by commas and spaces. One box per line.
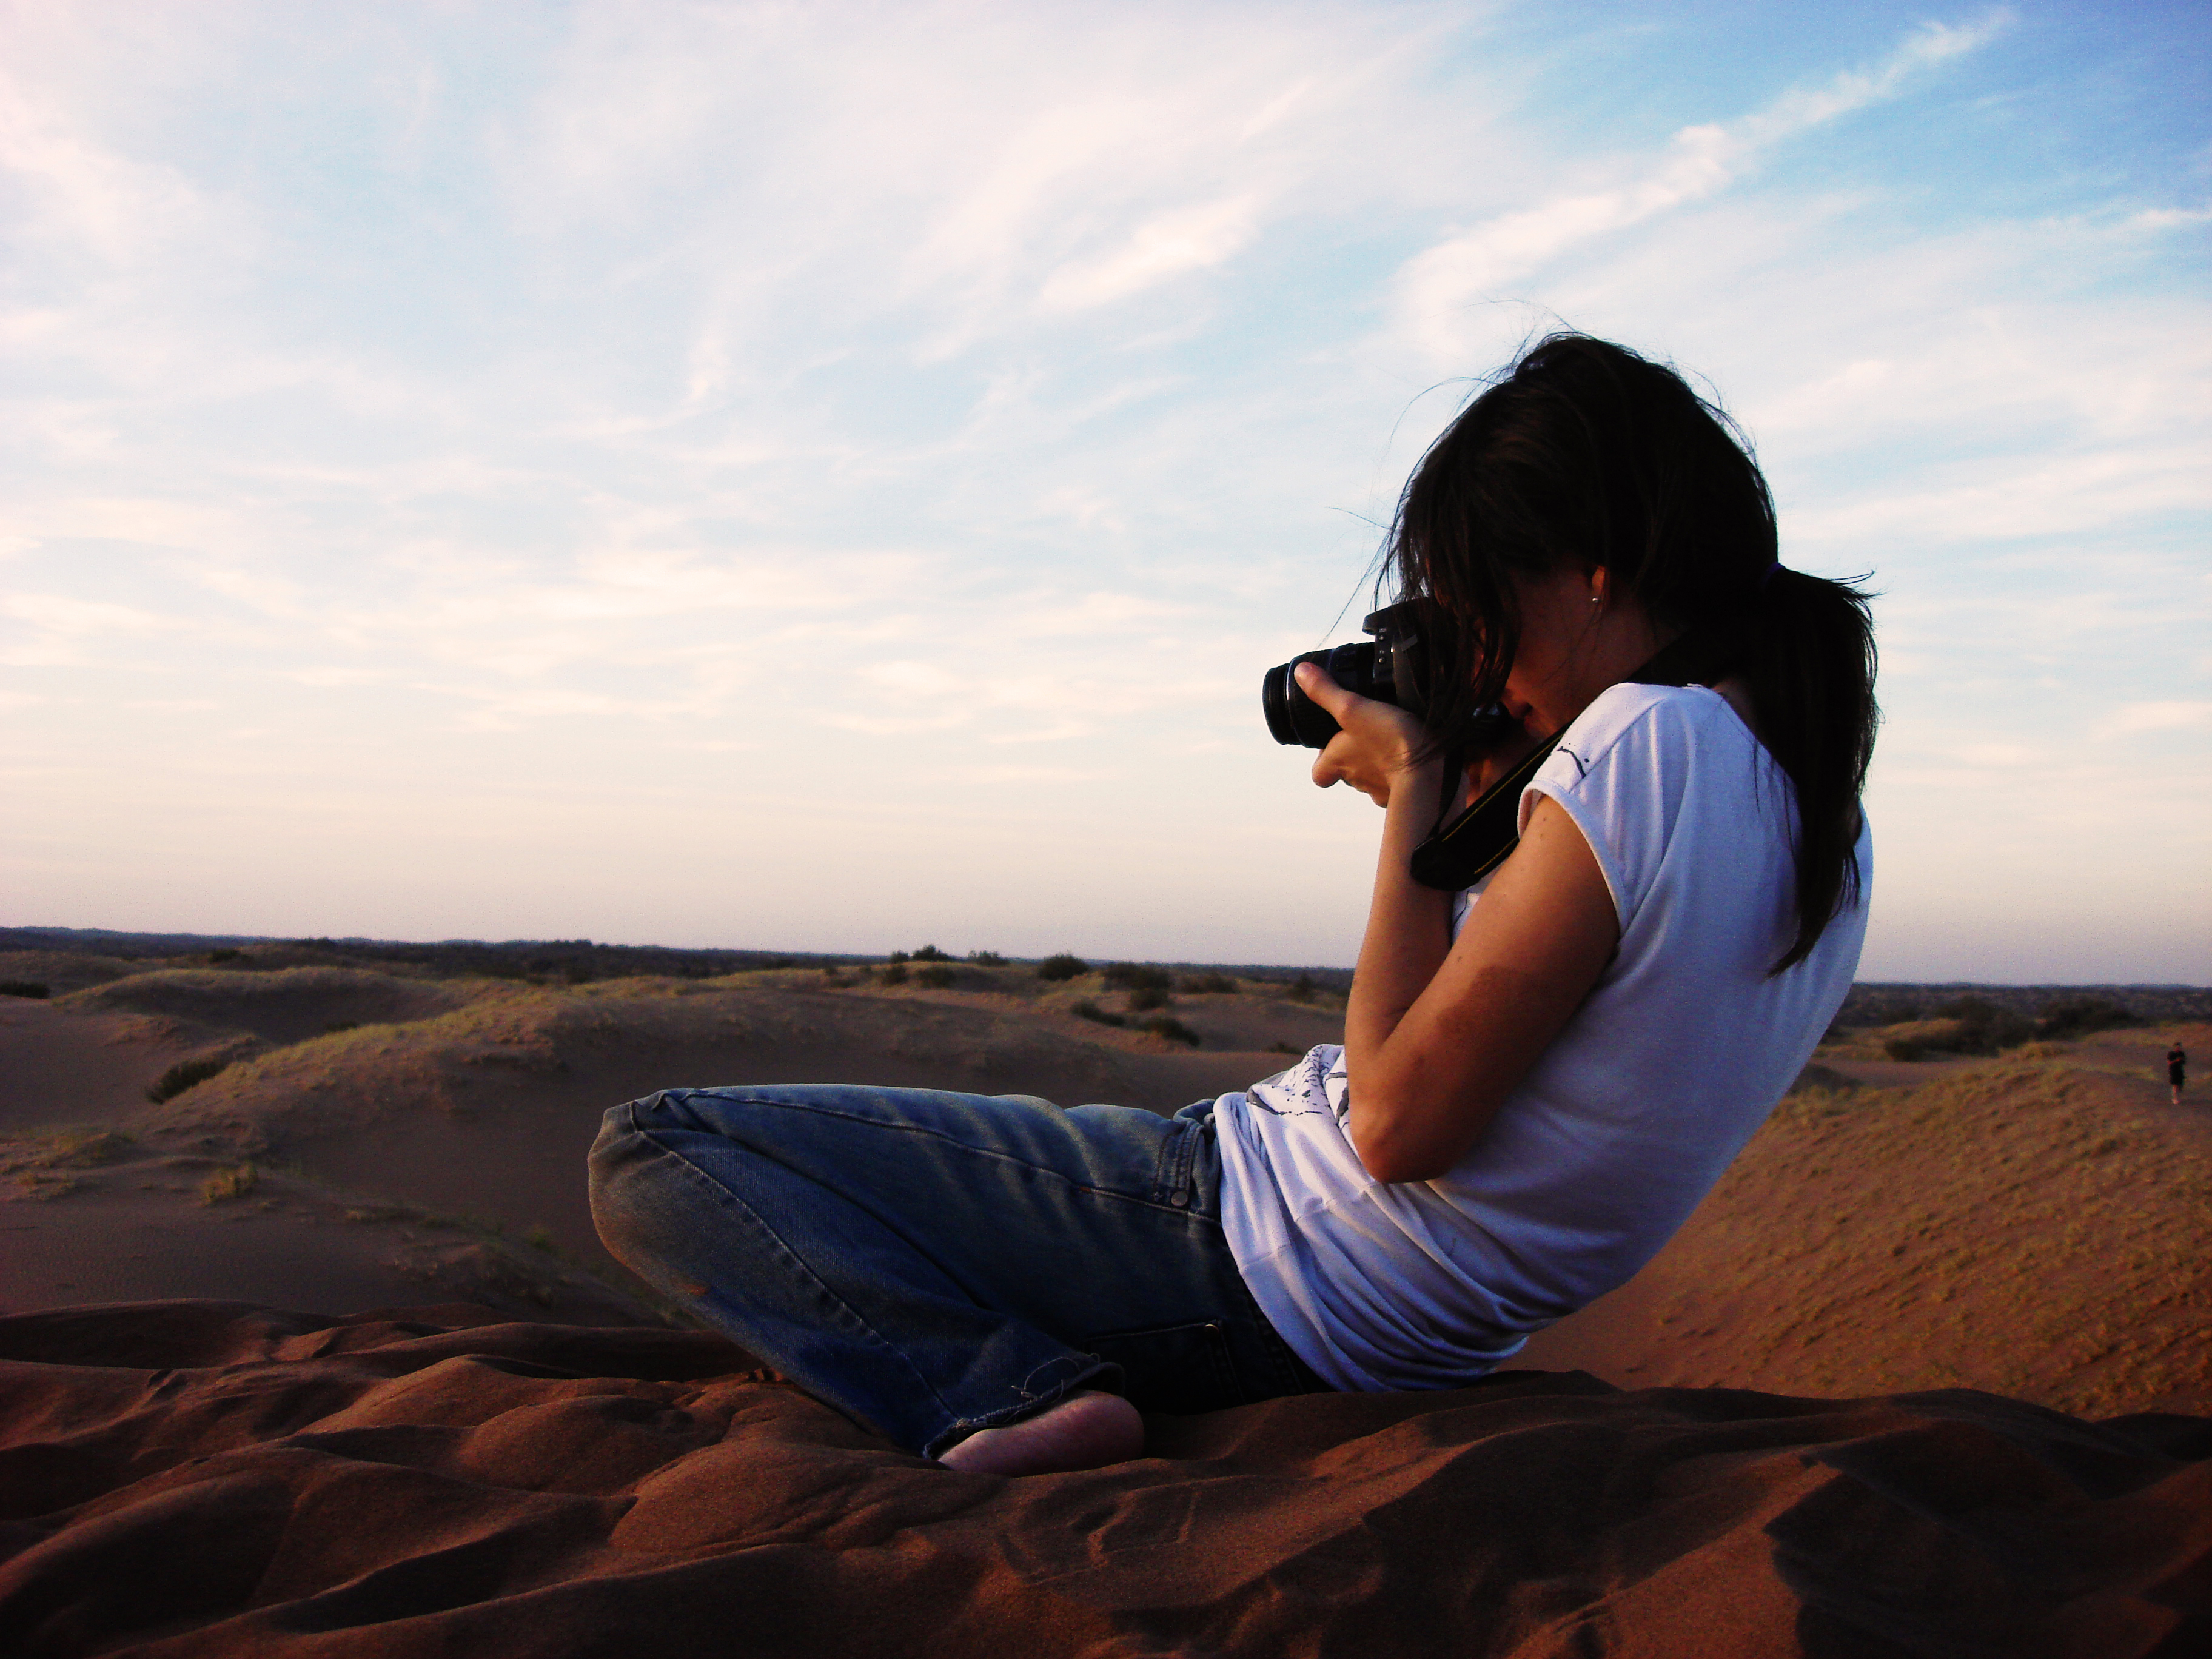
1407, 629, 1740, 893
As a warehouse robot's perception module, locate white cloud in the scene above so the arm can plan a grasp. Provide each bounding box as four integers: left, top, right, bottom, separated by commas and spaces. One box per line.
1790, 441, 2212, 549
2103, 701, 2212, 737
1037, 196, 1259, 312
5, 592, 178, 635
1392, 13, 2011, 361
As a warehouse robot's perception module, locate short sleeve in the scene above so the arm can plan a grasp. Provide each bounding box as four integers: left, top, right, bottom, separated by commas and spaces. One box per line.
1518, 686, 1700, 934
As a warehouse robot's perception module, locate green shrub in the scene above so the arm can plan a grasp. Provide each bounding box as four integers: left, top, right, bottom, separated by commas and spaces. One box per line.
199, 1162, 258, 1204
888, 950, 910, 964
1128, 985, 1171, 1012
1181, 972, 1237, 994
1934, 995, 2034, 1054
1143, 1016, 1201, 1047
1848, 991, 1925, 1028
911, 944, 952, 962
967, 950, 1005, 965
2036, 994, 2139, 1040
147, 1056, 232, 1104
1882, 998, 2036, 1061
0, 980, 50, 999
1071, 999, 1126, 1028
914, 964, 957, 989
1103, 963, 1171, 993
880, 962, 910, 985
1037, 953, 1088, 982
1286, 973, 1318, 1004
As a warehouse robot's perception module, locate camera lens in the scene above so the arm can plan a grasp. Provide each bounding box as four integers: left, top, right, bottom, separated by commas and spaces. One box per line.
1262, 654, 1324, 745
1262, 643, 1381, 748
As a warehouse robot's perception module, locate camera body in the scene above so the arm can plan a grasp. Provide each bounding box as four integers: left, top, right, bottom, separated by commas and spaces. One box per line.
1262, 601, 1434, 748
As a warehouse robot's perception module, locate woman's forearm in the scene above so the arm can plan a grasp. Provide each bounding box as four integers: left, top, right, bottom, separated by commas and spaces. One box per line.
1343, 758, 1455, 1074
1341, 792, 1620, 1184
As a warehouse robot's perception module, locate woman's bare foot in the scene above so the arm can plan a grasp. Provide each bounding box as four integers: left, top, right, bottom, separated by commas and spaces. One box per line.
937, 1390, 1144, 1475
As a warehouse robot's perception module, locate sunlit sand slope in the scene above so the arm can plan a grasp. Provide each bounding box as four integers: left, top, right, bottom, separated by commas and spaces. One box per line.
1518, 1027, 2212, 1416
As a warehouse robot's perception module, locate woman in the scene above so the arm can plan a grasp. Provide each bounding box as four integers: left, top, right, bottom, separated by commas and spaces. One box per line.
2171, 1042, 2187, 1107
589, 334, 1877, 1476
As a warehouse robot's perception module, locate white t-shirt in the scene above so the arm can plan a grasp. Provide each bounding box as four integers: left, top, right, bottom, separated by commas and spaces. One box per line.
1215, 682, 1870, 1392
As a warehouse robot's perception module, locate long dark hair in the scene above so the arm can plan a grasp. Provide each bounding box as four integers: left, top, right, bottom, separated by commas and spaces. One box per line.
1390, 333, 1877, 971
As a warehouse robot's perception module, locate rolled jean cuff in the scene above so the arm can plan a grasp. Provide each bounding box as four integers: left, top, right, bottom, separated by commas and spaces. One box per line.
927, 1355, 1122, 1459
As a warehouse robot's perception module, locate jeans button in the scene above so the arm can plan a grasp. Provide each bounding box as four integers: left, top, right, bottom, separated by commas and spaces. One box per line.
1170, 1191, 1189, 1208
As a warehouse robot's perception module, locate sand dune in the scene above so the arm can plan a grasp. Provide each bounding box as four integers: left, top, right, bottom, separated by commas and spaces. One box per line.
1519, 1027, 2212, 1416
2, 962, 2205, 1421
2, 953, 2208, 1653
65, 965, 468, 1050
1, 964, 1341, 1322
1, 1300, 2202, 1657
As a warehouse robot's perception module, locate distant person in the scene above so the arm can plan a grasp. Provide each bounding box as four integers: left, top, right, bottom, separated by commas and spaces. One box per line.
2171, 1041, 2188, 1107
589, 335, 1877, 1475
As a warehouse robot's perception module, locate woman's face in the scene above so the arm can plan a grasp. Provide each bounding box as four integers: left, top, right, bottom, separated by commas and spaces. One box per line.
1496, 563, 1671, 739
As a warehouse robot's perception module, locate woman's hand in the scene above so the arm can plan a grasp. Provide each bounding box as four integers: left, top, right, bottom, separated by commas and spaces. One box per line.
1296, 661, 1433, 807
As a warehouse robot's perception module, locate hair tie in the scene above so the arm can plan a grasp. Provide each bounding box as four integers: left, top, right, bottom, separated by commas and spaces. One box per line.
1757, 559, 1784, 594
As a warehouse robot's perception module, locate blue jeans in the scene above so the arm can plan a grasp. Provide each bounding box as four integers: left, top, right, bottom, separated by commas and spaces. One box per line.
589, 1085, 1324, 1458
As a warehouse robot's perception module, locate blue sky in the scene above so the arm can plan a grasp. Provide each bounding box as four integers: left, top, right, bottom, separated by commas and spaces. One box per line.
3, 1, 2207, 980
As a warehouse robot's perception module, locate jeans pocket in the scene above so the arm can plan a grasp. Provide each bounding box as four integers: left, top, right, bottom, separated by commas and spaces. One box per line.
1085, 1319, 1244, 1415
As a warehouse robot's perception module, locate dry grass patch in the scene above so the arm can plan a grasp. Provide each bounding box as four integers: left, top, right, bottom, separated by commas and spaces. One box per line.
199, 1162, 260, 1204
2, 1127, 137, 1199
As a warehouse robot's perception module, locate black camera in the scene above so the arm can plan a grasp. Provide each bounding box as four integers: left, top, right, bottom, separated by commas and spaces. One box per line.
1262, 600, 1436, 748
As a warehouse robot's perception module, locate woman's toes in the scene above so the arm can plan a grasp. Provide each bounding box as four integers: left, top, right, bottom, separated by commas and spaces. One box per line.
938, 1390, 1144, 1475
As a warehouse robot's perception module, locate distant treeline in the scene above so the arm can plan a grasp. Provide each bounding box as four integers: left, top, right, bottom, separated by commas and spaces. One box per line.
1, 928, 2200, 1013
0, 927, 860, 985
1, 928, 1363, 991
1836, 982, 2211, 1028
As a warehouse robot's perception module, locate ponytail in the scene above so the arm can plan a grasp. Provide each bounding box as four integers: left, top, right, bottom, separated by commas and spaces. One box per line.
1741, 567, 1878, 970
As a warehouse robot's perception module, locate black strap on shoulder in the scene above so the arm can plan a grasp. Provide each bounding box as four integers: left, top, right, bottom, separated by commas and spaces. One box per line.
1407, 629, 1741, 893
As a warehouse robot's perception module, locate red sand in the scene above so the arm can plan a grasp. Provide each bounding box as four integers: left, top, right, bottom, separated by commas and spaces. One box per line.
2, 1299, 2205, 1657
5, 965, 2209, 1652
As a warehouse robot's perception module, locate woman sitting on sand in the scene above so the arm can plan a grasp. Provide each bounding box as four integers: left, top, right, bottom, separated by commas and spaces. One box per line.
590, 334, 1877, 1476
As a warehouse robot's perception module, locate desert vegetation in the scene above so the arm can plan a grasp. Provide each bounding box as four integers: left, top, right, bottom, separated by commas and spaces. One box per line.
147, 1055, 234, 1103
1824, 990, 2154, 1062
199, 1162, 260, 1204
1142, 1015, 1202, 1048
1, 1127, 136, 1200
1037, 953, 1088, 981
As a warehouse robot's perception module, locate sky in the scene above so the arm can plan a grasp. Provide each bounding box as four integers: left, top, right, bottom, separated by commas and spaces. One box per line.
2, 1, 2207, 982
